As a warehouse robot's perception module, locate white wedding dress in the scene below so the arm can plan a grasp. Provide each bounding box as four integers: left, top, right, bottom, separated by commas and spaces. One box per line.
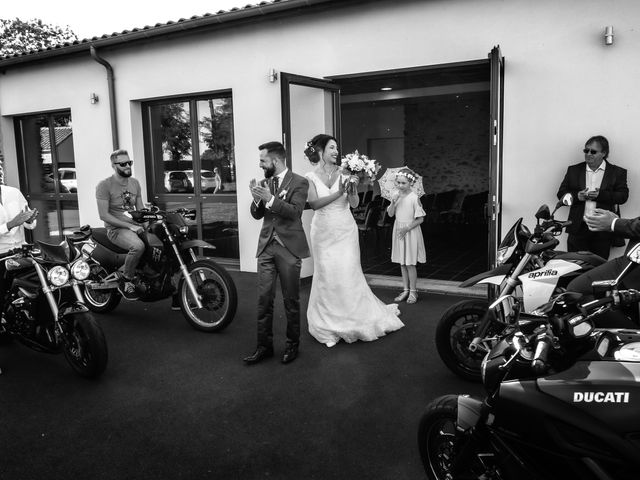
305, 172, 404, 346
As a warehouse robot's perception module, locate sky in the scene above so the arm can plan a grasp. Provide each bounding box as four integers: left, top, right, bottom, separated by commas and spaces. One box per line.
1, 0, 260, 39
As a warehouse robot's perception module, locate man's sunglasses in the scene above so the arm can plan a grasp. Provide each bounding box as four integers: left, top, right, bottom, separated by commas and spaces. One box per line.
583, 148, 601, 155
115, 161, 133, 167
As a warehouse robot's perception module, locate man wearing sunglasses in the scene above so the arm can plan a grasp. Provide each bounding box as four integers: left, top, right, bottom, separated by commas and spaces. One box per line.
96, 149, 145, 299
557, 135, 628, 260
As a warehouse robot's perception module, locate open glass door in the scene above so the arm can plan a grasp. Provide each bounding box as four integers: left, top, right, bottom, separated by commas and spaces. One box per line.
280, 72, 341, 276
488, 46, 504, 268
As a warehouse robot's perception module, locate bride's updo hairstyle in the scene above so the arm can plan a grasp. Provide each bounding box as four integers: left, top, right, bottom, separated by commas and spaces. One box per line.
304, 134, 338, 165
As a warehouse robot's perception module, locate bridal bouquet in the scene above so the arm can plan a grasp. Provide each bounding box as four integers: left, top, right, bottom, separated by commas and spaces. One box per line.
339, 150, 380, 185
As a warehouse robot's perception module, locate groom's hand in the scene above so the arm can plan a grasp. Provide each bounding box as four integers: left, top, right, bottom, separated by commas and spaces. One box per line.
249, 179, 262, 203
251, 184, 273, 204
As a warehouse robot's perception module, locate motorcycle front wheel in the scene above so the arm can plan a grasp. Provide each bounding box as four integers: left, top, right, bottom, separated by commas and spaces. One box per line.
418, 395, 500, 480
177, 259, 238, 332
62, 313, 108, 378
435, 299, 490, 382
83, 265, 121, 313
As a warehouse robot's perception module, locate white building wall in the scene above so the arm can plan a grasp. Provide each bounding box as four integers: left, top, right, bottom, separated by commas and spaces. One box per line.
1, 0, 639, 270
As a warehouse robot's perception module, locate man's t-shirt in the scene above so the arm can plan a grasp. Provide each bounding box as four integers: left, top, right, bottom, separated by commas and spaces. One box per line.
95, 176, 142, 230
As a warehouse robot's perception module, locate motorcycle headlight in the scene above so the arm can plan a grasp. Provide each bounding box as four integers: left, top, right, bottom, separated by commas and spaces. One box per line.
179, 226, 189, 234
71, 259, 91, 280
48, 266, 70, 286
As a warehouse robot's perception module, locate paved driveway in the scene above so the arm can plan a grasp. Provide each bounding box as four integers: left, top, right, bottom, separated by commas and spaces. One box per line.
1, 272, 483, 480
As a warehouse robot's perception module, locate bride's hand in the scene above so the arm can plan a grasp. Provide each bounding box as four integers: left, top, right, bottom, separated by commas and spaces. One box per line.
338, 177, 348, 195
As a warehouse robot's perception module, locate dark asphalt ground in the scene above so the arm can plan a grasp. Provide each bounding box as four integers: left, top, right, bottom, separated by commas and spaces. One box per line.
0, 271, 483, 480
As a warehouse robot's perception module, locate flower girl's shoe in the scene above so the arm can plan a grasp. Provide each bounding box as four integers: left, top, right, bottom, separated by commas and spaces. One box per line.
394, 289, 410, 302
407, 290, 418, 304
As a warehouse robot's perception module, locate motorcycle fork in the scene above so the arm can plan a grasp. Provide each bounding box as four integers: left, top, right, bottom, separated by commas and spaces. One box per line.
31, 260, 65, 340
161, 222, 203, 309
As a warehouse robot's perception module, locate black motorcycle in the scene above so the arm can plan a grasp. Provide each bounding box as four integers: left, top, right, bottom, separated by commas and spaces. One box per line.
76, 207, 237, 332
418, 243, 640, 480
0, 241, 108, 378
435, 203, 605, 381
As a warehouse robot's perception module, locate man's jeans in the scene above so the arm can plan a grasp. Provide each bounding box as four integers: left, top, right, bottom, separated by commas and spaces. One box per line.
107, 227, 145, 279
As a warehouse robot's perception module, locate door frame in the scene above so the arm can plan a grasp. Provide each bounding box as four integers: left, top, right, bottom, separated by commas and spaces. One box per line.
280, 72, 341, 167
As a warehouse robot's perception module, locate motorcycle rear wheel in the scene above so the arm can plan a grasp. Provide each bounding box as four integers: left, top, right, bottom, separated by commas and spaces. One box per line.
62, 313, 108, 378
83, 265, 121, 313
435, 299, 490, 382
418, 395, 501, 480
177, 259, 238, 332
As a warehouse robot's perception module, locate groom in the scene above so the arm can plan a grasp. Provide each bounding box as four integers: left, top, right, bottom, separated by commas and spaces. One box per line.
244, 141, 310, 365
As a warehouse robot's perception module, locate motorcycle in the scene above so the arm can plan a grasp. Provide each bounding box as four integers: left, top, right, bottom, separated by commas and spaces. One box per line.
418, 243, 640, 479
0, 241, 108, 378
436, 202, 606, 381
75, 207, 238, 332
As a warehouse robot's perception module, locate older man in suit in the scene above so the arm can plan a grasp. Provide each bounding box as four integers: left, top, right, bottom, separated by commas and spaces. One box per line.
557, 135, 628, 259
244, 141, 310, 365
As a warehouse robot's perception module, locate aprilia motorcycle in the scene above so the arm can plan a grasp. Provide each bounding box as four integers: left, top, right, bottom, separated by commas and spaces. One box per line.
418, 243, 640, 479
436, 202, 605, 381
76, 207, 237, 332
0, 241, 108, 378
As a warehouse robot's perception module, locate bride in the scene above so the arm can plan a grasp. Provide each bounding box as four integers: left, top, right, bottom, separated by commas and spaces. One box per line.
304, 134, 404, 347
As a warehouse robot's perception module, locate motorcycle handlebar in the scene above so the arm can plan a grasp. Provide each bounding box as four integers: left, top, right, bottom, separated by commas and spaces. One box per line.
531, 331, 553, 374
468, 310, 495, 353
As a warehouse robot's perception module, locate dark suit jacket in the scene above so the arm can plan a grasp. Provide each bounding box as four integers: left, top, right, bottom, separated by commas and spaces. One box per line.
557, 161, 628, 235
251, 170, 310, 259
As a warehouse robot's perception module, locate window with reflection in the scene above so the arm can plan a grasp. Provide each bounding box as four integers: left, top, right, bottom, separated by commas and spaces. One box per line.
144, 93, 238, 260
14, 111, 79, 243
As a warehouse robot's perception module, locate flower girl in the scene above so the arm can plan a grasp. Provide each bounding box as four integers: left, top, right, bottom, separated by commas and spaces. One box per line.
387, 168, 426, 304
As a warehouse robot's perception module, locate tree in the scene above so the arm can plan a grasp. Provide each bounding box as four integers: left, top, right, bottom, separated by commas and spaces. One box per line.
0, 18, 77, 57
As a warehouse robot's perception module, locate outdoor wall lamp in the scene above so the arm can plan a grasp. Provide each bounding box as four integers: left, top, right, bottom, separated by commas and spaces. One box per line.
604, 26, 614, 45
268, 68, 278, 83
90, 93, 99, 104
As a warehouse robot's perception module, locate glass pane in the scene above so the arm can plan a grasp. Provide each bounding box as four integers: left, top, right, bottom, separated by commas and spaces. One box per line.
201, 202, 239, 259
148, 102, 193, 193
17, 113, 75, 195
53, 113, 76, 193
197, 97, 236, 194
60, 200, 80, 237
28, 199, 79, 243
18, 115, 51, 194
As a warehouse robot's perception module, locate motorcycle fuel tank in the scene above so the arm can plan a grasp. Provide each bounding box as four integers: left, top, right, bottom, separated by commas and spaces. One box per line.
537, 360, 640, 435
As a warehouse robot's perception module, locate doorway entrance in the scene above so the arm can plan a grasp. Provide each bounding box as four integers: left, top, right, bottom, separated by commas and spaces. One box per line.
281, 48, 504, 282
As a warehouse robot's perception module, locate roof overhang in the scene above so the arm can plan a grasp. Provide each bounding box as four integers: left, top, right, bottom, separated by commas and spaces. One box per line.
0, 0, 371, 70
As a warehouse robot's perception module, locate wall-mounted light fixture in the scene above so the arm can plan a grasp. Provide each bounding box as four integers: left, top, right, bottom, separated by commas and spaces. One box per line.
90, 93, 99, 104
268, 68, 278, 83
604, 26, 614, 45
380, 87, 393, 91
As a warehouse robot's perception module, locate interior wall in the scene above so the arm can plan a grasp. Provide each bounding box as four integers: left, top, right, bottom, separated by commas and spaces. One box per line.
405, 92, 490, 197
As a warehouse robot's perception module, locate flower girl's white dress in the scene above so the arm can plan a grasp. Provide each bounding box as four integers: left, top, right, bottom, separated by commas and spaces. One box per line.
305, 172, 404, 347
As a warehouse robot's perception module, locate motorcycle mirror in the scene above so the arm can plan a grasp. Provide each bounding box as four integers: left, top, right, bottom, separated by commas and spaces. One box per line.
626, 243, 640, 264
535, 204, 551, 221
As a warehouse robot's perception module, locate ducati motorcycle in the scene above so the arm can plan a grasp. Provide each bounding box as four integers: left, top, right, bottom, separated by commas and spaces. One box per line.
0, 241, 108, 378
436, 202, 606, 381
418, 243, 640, 480
76, 207, 237, 332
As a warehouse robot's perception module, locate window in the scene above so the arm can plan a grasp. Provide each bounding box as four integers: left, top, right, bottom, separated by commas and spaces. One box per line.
14, 111, 79, 242
143, 93, 238, 260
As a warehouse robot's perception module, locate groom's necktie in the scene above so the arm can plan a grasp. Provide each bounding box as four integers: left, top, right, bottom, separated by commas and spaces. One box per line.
271, 176, 279, 195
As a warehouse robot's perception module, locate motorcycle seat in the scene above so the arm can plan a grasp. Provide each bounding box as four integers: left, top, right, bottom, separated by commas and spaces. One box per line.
553, 251, 607, 267
92, 228, 129, 254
